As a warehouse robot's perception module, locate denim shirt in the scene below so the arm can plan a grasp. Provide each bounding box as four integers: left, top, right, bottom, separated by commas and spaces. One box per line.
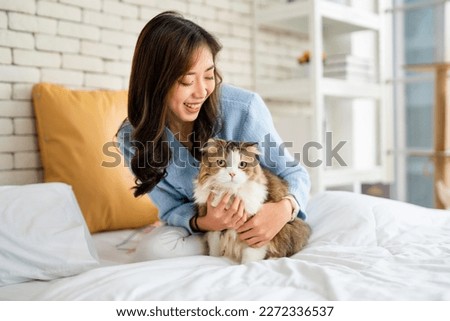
117, 83, 311, 233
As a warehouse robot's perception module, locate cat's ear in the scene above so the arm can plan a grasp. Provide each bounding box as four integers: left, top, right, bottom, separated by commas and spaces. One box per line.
201, 138, 219, 154
243, 142, 260, 155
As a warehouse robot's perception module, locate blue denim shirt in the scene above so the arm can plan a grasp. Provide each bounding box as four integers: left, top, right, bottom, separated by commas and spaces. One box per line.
117, 83, 311, 233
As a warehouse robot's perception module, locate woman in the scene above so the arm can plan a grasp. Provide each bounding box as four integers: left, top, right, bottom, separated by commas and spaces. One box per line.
118, 11, 311, 260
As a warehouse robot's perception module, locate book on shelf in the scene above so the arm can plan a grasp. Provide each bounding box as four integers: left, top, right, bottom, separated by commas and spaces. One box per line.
325, 54, 374, 67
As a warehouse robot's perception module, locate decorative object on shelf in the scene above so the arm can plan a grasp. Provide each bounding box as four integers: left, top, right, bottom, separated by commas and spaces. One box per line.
297, 50, 327, 65
296, 50, 327, 78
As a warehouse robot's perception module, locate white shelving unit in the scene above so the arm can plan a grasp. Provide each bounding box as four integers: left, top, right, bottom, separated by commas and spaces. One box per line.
253, 0, 393, 194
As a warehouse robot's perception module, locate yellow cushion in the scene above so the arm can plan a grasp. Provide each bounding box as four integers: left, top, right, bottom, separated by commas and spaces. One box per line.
32, 83, 158, 233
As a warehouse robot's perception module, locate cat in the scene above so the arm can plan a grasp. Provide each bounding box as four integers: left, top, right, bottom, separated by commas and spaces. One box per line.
193, 138, 311, 264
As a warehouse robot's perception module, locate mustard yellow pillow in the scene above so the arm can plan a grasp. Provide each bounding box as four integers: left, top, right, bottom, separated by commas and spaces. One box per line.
32, 83, 158, 233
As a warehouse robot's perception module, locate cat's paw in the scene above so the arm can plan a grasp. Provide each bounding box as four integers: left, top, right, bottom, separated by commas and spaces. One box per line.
209, 247, 222, 257
241, 246, 267, 264
206, 231, 222, 257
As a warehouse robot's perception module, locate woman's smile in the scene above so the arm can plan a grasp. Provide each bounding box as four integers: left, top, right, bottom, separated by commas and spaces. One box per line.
184, 101, 203, 111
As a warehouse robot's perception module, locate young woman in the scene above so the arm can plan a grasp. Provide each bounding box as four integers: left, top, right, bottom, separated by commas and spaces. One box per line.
117, 11, 311, 260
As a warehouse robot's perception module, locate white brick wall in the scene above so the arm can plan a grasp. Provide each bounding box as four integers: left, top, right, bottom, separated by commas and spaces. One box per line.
0, 0, 36, 14
37, 1, 82, 22
0, 84, 12, 99
35, 34, 80, 53
9, 13, 58, 34
13, 49, 61, 68
0, 0, 295, 185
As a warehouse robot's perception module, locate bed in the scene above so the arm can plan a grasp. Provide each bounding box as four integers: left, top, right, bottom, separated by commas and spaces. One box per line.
1, 183, 449, 301
2, 83, 448, 301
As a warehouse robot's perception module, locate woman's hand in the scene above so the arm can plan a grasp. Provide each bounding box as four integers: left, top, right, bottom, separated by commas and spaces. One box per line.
197, 192, 247, 231
236, 199, 292, 247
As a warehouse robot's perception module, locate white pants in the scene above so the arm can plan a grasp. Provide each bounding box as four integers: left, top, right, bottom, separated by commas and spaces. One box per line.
133, 225, 207, 262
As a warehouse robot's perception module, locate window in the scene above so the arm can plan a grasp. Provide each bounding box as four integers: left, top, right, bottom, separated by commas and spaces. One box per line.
392, 0, 448, 207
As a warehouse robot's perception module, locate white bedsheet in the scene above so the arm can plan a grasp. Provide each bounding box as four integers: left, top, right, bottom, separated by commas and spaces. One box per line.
1, 191, 449, 300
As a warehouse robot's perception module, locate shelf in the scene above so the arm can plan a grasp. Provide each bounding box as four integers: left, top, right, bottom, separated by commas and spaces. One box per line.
322, 78, 381, 99
255, 0, 381, 36
256, 77, 381, 102
253, 0, 389, 193
323, 167, 384, 187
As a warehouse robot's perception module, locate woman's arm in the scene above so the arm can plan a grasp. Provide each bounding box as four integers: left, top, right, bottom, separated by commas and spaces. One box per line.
117, 122, 197, 233
149, 180, 197, 233
240, 93, 311, 216
236, 93, 311, 247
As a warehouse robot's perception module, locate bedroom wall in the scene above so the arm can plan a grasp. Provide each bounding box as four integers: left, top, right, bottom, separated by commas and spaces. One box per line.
0, 0, 300, 185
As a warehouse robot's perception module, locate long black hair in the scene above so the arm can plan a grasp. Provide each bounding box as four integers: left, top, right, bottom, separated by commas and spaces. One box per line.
127, 11, 222, 197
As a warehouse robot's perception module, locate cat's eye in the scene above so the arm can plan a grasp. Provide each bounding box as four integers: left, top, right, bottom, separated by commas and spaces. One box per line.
216, 159, 226, 167
239, 161, 247, 169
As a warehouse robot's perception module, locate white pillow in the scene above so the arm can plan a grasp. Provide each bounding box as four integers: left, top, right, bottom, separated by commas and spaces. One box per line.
0, 183, 99, 286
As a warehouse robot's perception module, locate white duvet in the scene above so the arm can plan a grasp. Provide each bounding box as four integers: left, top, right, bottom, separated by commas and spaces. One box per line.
1, 191, 449, 300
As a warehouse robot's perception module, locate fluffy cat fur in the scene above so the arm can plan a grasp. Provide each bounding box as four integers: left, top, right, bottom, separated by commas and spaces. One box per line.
193, 138, 311, 264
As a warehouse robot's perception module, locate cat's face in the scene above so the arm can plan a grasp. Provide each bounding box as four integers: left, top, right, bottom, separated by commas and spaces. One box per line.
198, 138, 260, 188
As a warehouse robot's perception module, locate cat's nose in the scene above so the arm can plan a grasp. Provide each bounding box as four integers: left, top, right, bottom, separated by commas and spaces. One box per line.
229, 172, 236, 178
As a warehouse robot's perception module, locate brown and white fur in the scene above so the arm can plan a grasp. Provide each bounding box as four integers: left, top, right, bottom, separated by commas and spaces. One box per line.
193, 138, 311, 264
